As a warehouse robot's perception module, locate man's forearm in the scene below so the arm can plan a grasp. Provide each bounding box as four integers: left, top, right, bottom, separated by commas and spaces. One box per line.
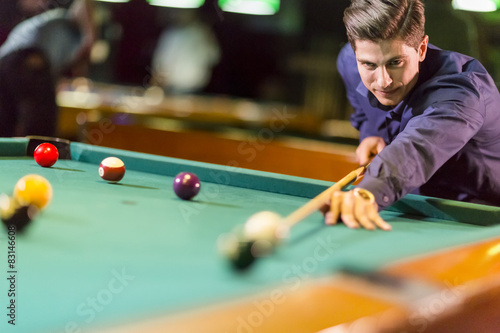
68, 0, 96, 44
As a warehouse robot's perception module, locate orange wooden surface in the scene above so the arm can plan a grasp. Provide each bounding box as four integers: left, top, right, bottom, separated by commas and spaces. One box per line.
92, 237, 500, 333
94, 278, 401, 333
383, 237, 500, 286
80, 123, 359, 182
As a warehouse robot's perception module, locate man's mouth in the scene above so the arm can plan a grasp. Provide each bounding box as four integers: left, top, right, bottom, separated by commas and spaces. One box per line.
376, 88, 398, 97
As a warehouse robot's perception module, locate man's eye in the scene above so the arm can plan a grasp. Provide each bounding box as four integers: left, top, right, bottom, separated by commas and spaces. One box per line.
390, 60, 403, 66
363, 63, 376, 69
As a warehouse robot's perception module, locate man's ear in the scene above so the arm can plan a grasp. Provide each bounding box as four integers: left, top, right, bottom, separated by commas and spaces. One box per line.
419, 35, 429, 62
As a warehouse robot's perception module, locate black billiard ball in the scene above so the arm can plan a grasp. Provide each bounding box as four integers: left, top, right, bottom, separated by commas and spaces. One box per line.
0, 194, 39, 232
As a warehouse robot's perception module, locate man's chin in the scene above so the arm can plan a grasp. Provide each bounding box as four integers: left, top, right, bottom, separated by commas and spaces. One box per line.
373, 88, 405, 106
375, 95, 402, 107
379, 100, 397, 106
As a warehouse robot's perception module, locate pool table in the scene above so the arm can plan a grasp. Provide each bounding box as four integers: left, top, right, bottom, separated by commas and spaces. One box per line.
1, 137, 500, 333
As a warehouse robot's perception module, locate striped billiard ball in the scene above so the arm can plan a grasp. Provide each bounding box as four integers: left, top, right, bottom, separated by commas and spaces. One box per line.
99, 157, 125, 183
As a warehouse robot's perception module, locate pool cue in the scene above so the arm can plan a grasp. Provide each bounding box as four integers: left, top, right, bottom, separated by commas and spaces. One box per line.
221, 163, 370, 270
280, 163, 369, 229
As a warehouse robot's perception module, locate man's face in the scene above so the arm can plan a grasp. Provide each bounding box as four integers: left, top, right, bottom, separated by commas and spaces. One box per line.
354, 37, 428, 106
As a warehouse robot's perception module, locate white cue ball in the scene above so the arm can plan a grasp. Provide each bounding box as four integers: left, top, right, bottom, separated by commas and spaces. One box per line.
99, 157, 125, 183
244, 211, 287, 244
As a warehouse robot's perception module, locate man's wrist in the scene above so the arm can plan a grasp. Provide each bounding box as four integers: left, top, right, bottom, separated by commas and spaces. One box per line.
357, 176, 395, 210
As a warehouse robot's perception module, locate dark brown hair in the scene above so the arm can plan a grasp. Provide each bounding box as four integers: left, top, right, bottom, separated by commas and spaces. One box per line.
344, 0, 425, 50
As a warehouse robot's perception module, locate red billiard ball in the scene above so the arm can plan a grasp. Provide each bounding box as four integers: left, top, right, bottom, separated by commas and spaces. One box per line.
99, 157, 125, 183
34, 143, 59, 167
173, 172, 201, 200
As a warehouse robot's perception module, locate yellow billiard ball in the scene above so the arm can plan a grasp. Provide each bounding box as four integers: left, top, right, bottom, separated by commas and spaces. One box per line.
13, 174, 53, 210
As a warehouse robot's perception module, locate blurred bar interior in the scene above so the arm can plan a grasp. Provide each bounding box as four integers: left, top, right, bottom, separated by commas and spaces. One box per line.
1, 0, 499, 177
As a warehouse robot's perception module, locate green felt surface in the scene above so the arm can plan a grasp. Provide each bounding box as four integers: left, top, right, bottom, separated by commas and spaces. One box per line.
0, 138, 30, 156
0, 140, 500, 333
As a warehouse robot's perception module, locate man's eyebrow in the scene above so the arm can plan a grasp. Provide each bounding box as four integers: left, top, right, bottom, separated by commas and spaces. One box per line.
356, 55, 408, 64
356, 58, 375, 64
387, 55, 407, 62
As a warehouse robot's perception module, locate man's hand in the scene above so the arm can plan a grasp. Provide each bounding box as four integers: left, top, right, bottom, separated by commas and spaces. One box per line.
321, 188, 391, 230
356, 136, 386, 165
67, 0, 96, 75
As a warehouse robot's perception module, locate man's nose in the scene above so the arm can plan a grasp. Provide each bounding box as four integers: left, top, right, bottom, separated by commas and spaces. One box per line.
376, 66, 392, 89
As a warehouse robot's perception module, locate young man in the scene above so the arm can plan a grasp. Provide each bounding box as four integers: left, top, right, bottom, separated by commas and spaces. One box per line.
323, 0, 500, 230
0, 0, 95, 137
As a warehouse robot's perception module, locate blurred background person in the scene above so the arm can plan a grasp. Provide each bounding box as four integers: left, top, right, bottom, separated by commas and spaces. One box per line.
0, 0, 52, 45
0, 0, 95, 137
151, 9, 220, 95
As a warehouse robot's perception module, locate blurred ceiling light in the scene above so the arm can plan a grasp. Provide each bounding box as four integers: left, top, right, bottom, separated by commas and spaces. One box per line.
452, 0, 499, 12
219, 0, 280, 15
147, 0, 205, 8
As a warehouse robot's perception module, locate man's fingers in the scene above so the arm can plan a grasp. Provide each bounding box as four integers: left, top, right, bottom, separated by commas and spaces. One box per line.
368, 209, 392, 230
355, 146, 370, 165
354, 198, 376, 230
326, 191, 342, 225
325, 188, 391, 231
340, 191, 359, 229
356, 136, 386, 165
376, 140, 387, 154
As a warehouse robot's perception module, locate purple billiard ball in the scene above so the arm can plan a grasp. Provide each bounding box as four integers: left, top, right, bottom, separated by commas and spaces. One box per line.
173, 172, 201, 200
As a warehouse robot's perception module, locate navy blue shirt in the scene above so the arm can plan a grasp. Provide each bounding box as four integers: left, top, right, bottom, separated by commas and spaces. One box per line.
337, 43, 500, 208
